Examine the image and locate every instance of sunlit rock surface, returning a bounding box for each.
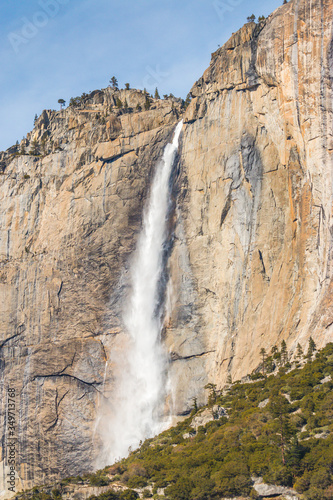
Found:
[0,90,183,492]
[0,0,333,491]
[168,0,333,405]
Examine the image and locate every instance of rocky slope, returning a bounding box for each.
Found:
[16,343,333,500]
[1,0,333,493]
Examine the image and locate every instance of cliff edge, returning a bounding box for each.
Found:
[166,0,333,405]
[0,0,333,492]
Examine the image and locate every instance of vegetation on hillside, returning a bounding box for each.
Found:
[17,343,333,500]
[103,342,333,500]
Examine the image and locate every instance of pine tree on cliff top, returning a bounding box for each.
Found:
[110,76,118,89]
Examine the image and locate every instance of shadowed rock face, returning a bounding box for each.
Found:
[0,0,333,491]
[0,89,183,491]
[167,0,333,404]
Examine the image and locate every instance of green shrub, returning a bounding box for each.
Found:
[43,343,333,500]
[165,477,194,500]
[119,490,138,500]
[310,468,331,489]
[304,487,328,500]
[89,475,110,486]
[88,491,119,500]
[127,476,148,488]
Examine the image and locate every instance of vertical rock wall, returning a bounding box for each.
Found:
[166,0,333,407]
[1,0,333,490]
[0,90,182,491]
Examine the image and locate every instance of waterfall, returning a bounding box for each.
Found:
[106,120,183,463]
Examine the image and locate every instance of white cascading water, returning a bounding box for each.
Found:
[106,120,183,463]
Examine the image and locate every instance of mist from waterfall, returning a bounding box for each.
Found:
[105,121,183,463]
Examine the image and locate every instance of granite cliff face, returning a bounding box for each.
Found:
[167,0,333,408]
[0,90,183,493]
[0,0,333,493]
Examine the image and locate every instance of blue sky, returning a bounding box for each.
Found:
[0,0,282,152]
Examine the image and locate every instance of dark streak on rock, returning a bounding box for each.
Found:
[171,350,216,362]
[220,188,232,227]
[45,389,69,433]
[0,332,22,351]
[33,373,102,392]
[258,249,266,275]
